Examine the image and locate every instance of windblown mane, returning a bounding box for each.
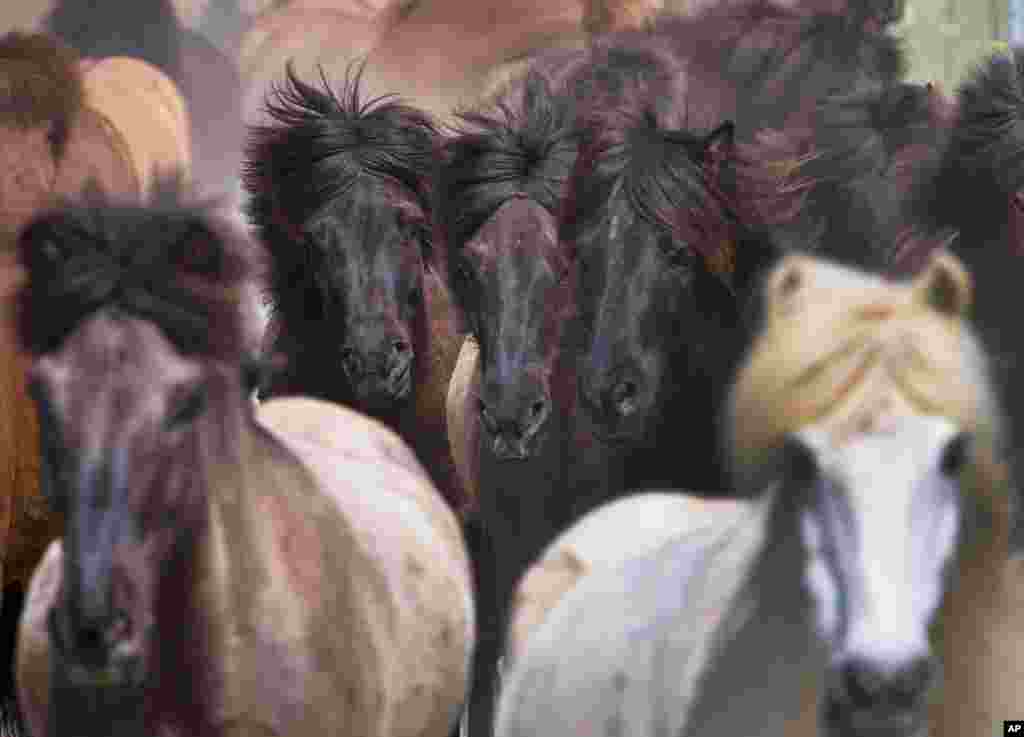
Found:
[561,101,738,278]
[725,252,1007,519]
[44,0,184,87]
[242,62,440,328]
[436,70,579,320]
[906,47,1024,246]
[15,176,262,361]
[734,81,948,271]
[655,0,906,138]
[0,31,85,159]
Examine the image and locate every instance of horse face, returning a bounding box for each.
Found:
[312,181,427,413]
[458,199,561,460]
[576,208,695,443]
[787,417,965,737]
[29,314,210,690]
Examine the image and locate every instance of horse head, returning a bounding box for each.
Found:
[567,105,768,445]
[15,188,259,726]
[438,70,578,460]
[776,414,965,736]
[244,63,440,415]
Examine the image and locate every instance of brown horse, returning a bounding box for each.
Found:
[13,187,473,737]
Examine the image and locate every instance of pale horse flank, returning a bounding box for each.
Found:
[494,250,1021,737]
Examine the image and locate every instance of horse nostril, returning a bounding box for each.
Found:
[889,657,935,707]
[611,379,639,416]
[340,347,362,377]
[109,609,132,644]
[838,659,887,708]
[392,340,411,357]
[530,399,547,419]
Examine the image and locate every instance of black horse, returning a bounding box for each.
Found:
[902,46,1024,549]
[734,79,951,272]
[243,64,468,515]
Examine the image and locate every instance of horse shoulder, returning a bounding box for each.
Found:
[15,539,62,737]
[498,500,758,737]
[254,398,473,737]
[445,335,480,514]
[507,493,744,664]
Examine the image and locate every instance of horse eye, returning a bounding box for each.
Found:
[166,385,207,429]
[408,285,423,307]
[940,433,969,477]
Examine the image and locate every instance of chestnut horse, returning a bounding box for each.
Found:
[243,64,467,515]
[13,188,473,737]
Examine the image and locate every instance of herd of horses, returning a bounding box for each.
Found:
[2,0,1024,735]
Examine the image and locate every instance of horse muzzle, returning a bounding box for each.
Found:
[479,394,552,460]
[343,345,415,409]
[49,607,147,689]
[823,655,935,737]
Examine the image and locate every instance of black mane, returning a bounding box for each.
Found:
[436,70,578,324]
[908,47,1024,240]
[737,80,945,271]
[242,63,440,326]
[562,103,737,269]
[16,177,261,361]
[655,0,906,139]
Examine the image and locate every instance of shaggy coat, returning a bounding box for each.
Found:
[902,47,1024,548]
[243,65,467,515]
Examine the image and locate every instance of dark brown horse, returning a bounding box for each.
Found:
[732,79,953,271]
[438,68,582,737]
[13,183,473,737]
[243,64,468,516]
[900,46,1024,549]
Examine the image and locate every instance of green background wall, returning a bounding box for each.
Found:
[898,0,1009,92]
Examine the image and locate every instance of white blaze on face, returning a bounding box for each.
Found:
[797,417,962,673]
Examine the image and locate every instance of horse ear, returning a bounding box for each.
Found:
[913,249,971,317]
[17,212,76,274]
[700,121,735,162]
[764,253,815,320]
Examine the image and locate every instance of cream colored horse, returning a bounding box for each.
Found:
[498,250,1021,736]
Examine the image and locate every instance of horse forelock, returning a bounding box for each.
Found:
[15,194,261,362]
[563,104,740,283]
[726,266,1002,508]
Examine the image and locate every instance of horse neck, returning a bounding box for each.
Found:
[178,399,335,733]
[681,484,826,736]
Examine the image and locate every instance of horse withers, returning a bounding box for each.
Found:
[12,189,473,737]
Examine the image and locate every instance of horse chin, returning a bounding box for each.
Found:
[488,429,546,461]
[352,371,414,415]
[823,704,929,737]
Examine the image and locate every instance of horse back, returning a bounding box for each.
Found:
[254,397,473,737]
